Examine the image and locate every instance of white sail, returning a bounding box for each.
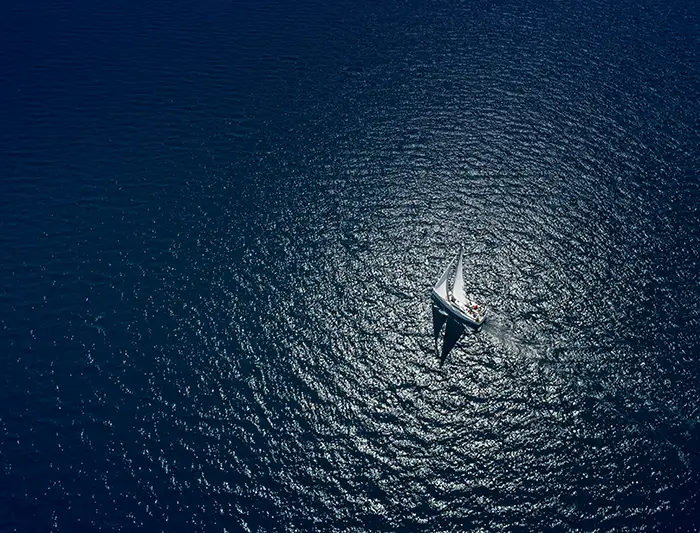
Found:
[430,245,487,334]
[453,246,467,304]
[433,253,457,300]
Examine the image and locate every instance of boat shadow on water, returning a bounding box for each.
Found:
[433,306,483,367]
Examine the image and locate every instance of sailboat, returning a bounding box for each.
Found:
[431,245,487,330]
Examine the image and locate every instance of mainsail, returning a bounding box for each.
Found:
[432,253,457,300]
[453,246,467,305]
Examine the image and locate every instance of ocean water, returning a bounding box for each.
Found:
[1,0,699,531]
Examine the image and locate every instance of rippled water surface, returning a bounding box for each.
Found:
[1,0,699,531]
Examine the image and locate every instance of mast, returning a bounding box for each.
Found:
[452,244,466,304]
[432,253,457,300]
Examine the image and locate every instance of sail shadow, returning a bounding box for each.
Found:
[440,317,466,366]
[432,305,447,339]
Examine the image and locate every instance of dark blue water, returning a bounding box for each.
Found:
[1,0,699,530]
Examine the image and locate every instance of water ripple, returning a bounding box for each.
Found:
[1,0,699,531]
